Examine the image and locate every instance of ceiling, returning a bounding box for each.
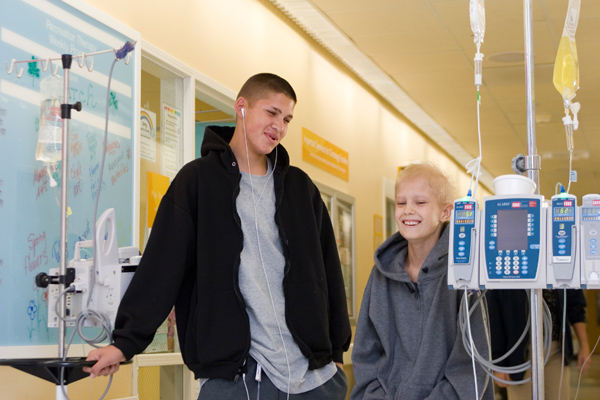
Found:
[272,0,600,199]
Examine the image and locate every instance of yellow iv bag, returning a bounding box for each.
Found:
[553,0,581,101]
[553,35,579,101]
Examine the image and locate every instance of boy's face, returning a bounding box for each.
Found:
[395,179,451,246]
[241,91,295,157]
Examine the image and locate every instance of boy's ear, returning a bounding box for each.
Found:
[441,203,453,221]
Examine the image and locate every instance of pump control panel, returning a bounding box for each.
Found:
[480,195,546,289]
[547,194,579,288]
[580,194,600,288]
[448,198,479,289]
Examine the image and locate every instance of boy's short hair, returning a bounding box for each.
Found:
[237,73,297,106]
[395,162,455,206]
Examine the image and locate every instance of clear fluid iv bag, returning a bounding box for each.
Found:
[553,0,581,103]
[36,74,63,186]
[469,0,485,47]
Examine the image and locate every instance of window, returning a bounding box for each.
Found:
[315,183,356,322]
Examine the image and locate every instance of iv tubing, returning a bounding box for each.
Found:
[464,289,480,399]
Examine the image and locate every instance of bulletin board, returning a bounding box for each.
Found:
[0,0,139,355]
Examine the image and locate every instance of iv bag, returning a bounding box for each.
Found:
[553,0,581,101]
[36,74,63,165]
[469,0,485,46]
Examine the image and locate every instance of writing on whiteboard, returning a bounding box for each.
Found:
[33,166,49,200]
[25,231,48,273]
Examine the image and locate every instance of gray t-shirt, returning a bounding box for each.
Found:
[237,161,336,393]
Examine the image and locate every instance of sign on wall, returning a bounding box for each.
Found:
[302,127,349,181]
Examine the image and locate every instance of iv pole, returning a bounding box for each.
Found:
[2,44,134,400]
[522,0,544,398]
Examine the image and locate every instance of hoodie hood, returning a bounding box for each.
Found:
[200,125,289,174]
[200,125,235,158]
[374,224,450,282]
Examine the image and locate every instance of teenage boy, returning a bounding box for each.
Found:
[85,73,351,399]
[350,163,493,400]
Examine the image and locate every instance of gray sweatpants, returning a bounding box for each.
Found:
[198,356,348,400]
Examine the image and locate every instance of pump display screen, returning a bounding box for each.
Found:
[456,210,474,218]
[497,209,527,251]
[582,208,600,215]
[553,207,574,221]
[554,207,573,216]
[582,207,600,221]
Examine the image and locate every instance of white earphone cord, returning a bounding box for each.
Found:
[242,114,291,399]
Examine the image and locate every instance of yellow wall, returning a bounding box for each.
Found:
[77,0,490,317]
[1,0,491,397]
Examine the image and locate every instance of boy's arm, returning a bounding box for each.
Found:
[350,273,386,400]
[111,193,196,358]
[424,292,492,399]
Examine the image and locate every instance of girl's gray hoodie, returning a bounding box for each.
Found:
[351,226,493,400]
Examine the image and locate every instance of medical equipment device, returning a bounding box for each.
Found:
[580,194,600,288]
[553,0,581,105]
[469,0,485,46]
[448,197,480,289]
[35,74,63,187]
[546,193,580,288]
[553,0,582,193]
[479,193,547,289]
[3,36,136,400]
[42,208,139,329]
[464,0,486,200]
[469,0,485,87]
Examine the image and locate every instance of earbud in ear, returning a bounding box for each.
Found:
[241,107,245,118]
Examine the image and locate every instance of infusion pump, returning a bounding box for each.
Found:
[448,192,600,289]
[547,193,580,288]
[448,197,480,290]
[479,194,546,289]
[45,208,140,329]
[581,194,600,289]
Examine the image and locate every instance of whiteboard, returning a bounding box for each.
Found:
[0,0,139,355]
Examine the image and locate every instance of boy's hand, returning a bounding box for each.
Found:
[83,345,126,378]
